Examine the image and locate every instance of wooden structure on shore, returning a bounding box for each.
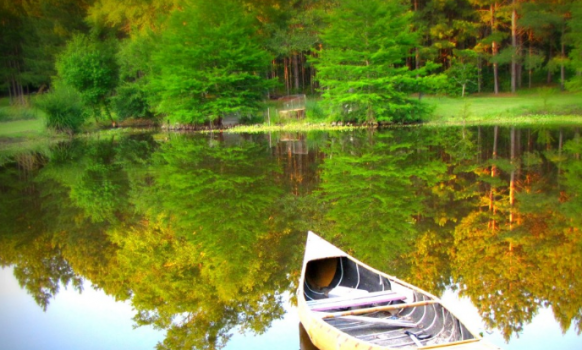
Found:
[276,94,306,120]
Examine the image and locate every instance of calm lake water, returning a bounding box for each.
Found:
[1,126,581,350]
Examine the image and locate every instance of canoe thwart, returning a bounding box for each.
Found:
[321,299,440,319]
[308,290,407,311]
[336,315,418,328]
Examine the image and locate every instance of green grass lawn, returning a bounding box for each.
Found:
[0,118,45,137]
[0,118,53,156]
[424,90,582,126]
[0,98,48,150]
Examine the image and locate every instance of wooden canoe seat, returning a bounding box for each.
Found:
[307,290,406,312]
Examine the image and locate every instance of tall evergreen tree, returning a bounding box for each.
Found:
[0,0,26,104]
[315,0,435,123]
[567,0,582,90]
[471,0,508,94]
[521,0,557,87]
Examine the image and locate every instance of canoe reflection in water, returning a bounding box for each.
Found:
[297,231,501,350]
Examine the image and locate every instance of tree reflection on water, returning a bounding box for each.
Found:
[0,127,581,348]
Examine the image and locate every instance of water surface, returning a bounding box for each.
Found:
[1,126,581,349]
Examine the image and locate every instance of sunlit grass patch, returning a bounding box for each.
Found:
[0,119,58,155]
[214,121,363,134]
[425,114,582,127]
[0,119,45,137]
[424,91,582,126]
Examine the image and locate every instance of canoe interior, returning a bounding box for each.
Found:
[305,257,392,299]
[303,257,476,348]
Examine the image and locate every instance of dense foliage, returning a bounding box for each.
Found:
[147,0,273,124]
[33,84,86,132]
[55,34,119,122]
[2,0,582,126]
[315,0,427,123]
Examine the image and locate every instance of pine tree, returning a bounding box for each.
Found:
[315,0,434,123]
[567,1,582,90]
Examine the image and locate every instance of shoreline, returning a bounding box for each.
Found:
[3,113,582,147]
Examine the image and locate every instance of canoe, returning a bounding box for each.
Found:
[297,232,501,350]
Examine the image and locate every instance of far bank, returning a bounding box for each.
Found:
[2,91,582,145]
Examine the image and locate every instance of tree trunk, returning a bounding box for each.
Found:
[511,2,517,93]
[284,57,290,95]
[301,52,306,92]
[8,60,16,105]
[8,74,13,105]
[493,53,499,94]
[560,38,566,91]
[547,40,553,84]
[309,52,317,94]
[309,62,315,94]
[16,60,25,105]
[528,36,533,88]
[517,34,522,89]
[271,59,276,80]
[478,57,482,93]
[293,53,300,92]
[9,60,25,106]
[491,4,499,95]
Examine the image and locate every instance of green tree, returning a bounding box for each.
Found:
[314,0,434,123]
[521,0,573,90]
[259,0,332,95]
[111,35,155,120]
[21,0,91,89]
[147,0,273,125]
[446,50,479,97]
[0,0,91,103]
[412,0,479,69]
[567,1,582,91]
[0,0,27,104]
[87,0,179,36]
[471,0,507,94]
[56,34,119,123]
